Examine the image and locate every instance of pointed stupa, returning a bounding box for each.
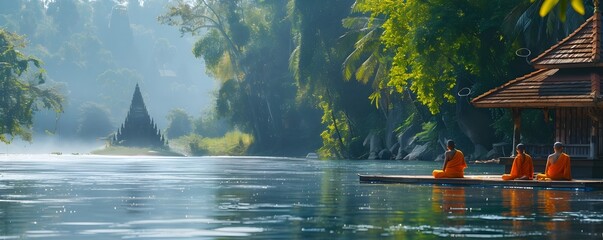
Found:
[113,84,167,149]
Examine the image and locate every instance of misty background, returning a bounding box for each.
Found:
[1,0,217,153]
[3,0,584,159]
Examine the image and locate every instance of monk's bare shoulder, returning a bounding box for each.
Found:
[548,153,560,163]
[445,150,455,160]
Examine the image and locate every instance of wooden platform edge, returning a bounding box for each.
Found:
[358,174,603,190]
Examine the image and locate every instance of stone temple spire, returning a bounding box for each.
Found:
[112,84,167,149]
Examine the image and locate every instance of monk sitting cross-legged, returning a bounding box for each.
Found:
[433,140,466,178]
[502,143,534,180]
[536,142,572,181]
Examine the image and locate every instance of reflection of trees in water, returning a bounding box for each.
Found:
[432,186,466,215]
[122,188,149,214]
[120,165,151,215]
[0,180,61,237]
[0,181,32,236]
[210,167,309,239]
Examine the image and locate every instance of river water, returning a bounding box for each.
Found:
[0,155,601,239]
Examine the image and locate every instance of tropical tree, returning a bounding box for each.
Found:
[160,0,260,143]
[165,108,193,139]
[347,0,546,157]
[159,0,245,82]
[46,0,81,34]
[161,0,322,154]
[505,0,590,54]
[77,102,114,140]
[0,29,63,143]
[341,7,390,109]
[538,0,585,20]
[96,68,143,116]
[290,0,387,159]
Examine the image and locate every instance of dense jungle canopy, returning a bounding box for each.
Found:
[0,0,594,158]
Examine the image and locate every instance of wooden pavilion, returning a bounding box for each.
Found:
[471,6,603,178]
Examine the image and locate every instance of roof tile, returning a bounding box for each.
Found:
[531,14,601,67]
[471,69,599,108]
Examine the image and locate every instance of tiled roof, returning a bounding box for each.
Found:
[531,14,601,67]
[471,68,599,108]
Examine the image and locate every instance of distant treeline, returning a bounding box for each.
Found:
[0,0,594,158]
[0,0,213,145]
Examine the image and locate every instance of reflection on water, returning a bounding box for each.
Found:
[502,188,535,233]
[432,186,466,215]
[0,155,601,239]
[540,190,572,239]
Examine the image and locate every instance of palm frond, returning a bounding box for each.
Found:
[356,53,378,84]
[288,45,301,81]
[342,45,364,80]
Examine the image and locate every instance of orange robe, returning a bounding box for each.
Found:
[502,153,534,180]
[433,150,466,178]
[536,153,572,180]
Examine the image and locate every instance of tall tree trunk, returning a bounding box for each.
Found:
[327,89,349,159]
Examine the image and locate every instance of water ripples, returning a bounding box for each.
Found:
[0,155,601,239]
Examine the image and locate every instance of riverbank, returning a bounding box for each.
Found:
[91,146,184,156]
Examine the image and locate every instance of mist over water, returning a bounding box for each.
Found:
[1,137,105,154]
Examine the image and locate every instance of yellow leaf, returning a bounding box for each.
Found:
[571,0,585,15]
[540,0,560,17]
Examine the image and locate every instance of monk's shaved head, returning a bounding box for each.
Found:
[447,140,455,149]
[516,143,525,152]
[554,142,563,149]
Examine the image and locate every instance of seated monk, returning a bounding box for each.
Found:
[433,140,466,178]
[502,143,533,180]
[536,142,572,181]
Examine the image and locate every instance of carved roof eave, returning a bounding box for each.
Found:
[533,62,603,69]
[471,68,601,109]
[471,69,553,104]
[472,99,599,109]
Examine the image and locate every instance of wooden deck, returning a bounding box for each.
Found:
[358,174,603,190]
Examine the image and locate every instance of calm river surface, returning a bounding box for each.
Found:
[0,155,602,239]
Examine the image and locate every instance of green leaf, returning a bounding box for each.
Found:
[559,0,568,21]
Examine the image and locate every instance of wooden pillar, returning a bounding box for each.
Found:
[591,72,600,97]
[591,124,598,159]
[512,108,521,157]
[589,108,600,159]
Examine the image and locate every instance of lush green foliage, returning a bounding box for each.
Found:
[158,0,588,158]
[172,130,253,156]
[165,108,193,139]
[0,0,589,157]
[0,29,63,143]
[354,0,522,114]
[1,0,213,144]
[76,102,114,139]
[538,0,585,21]
[193,108,228,138]
[161,0,322,155]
